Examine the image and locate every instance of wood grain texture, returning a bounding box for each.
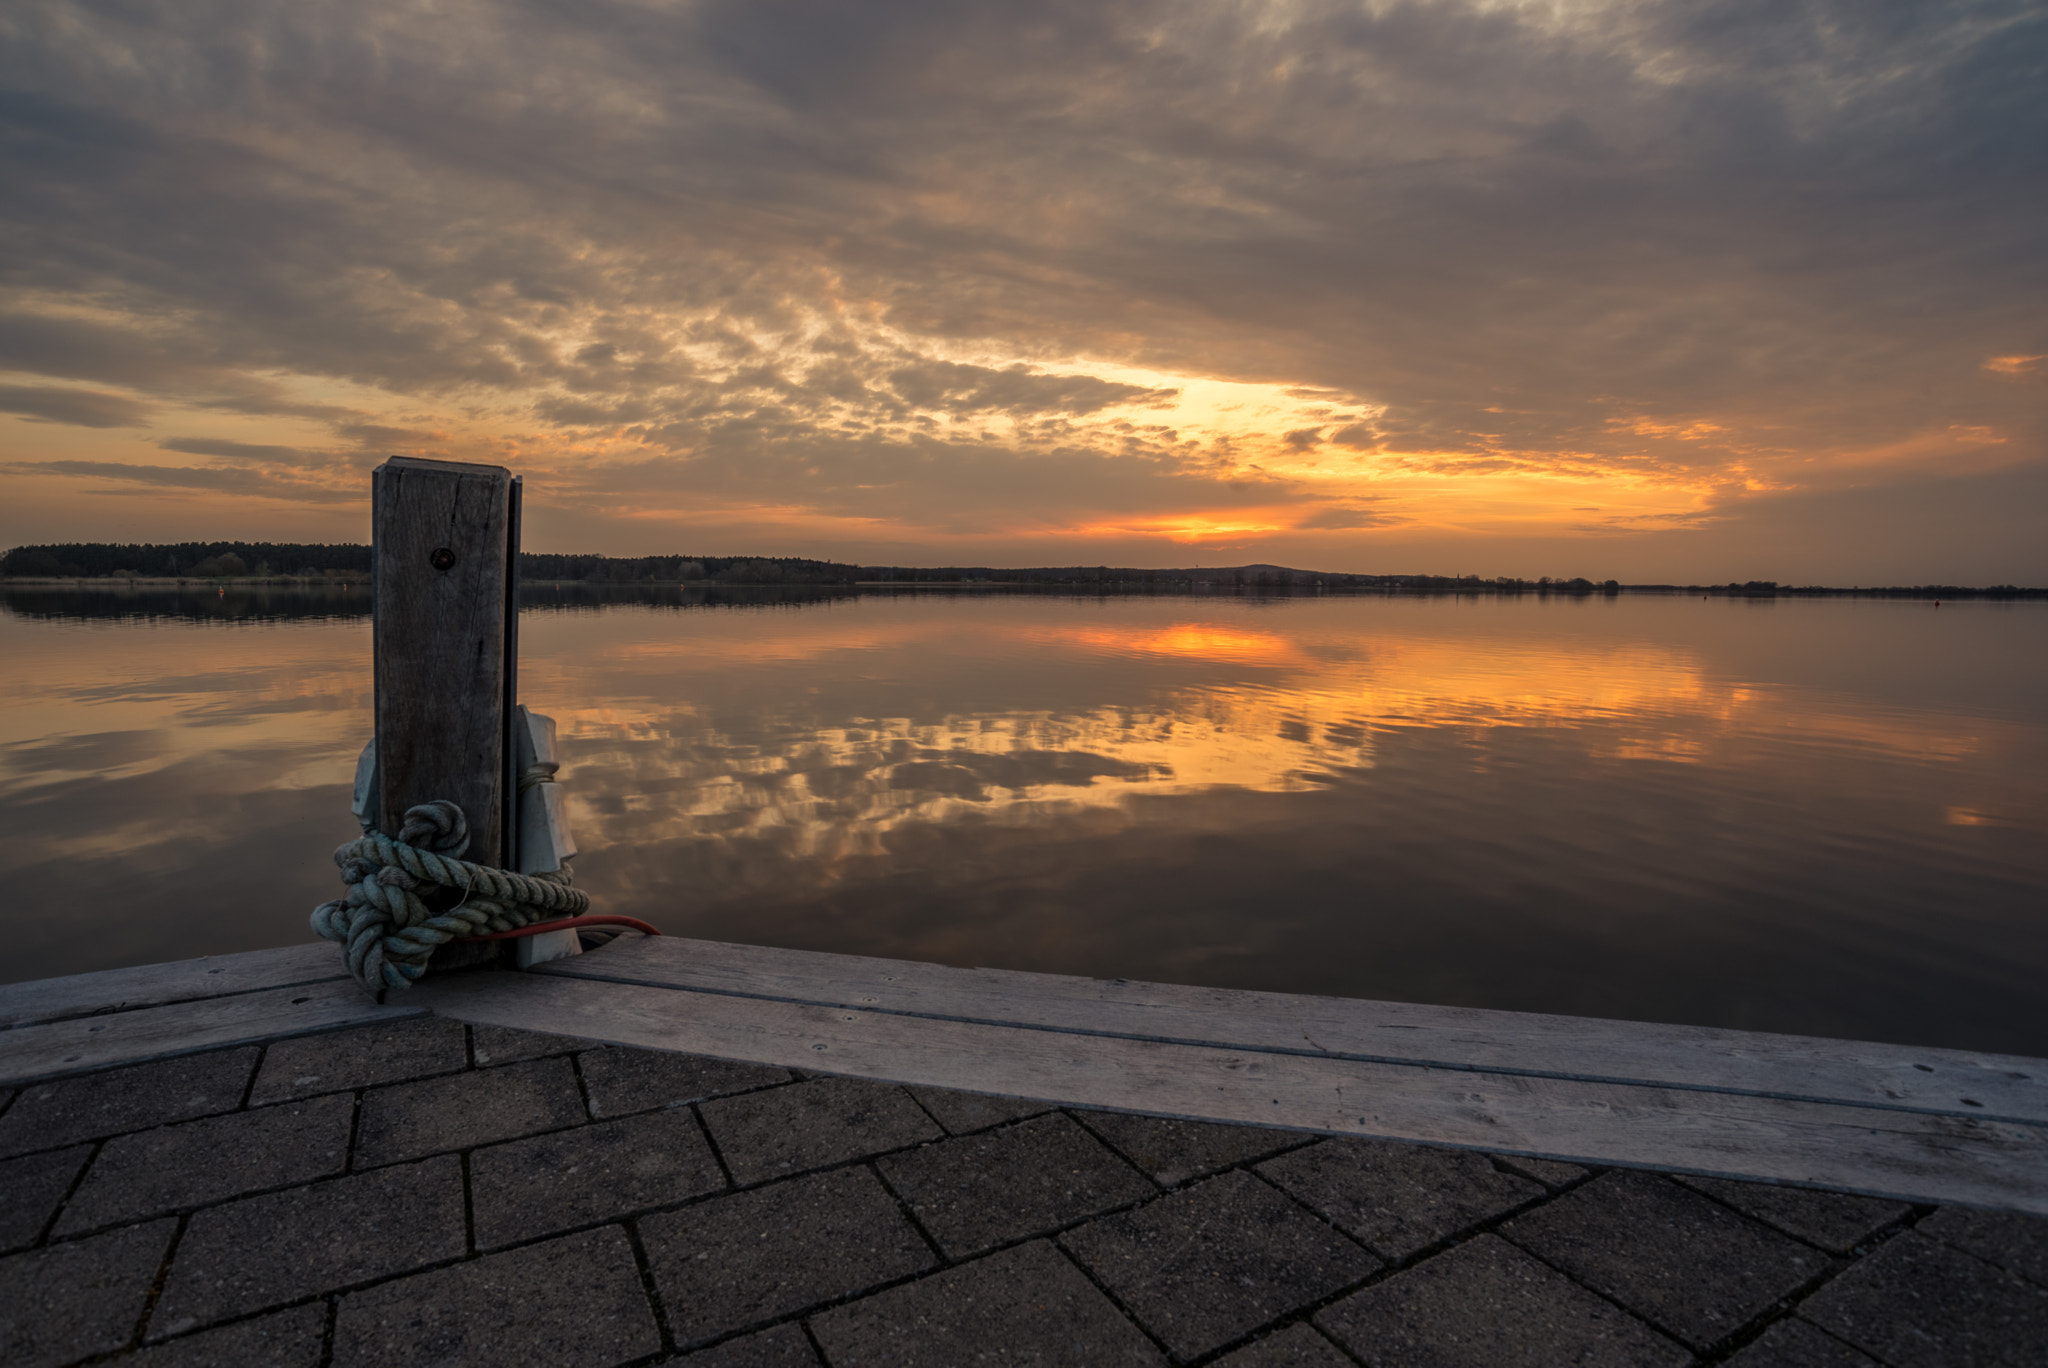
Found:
[413,971,2048,1214]
[541,935,2048,1125]
[0,980,422,1084]
[0,944,344,1030]
[372,456,514,866]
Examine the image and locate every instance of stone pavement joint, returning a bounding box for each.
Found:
[251,1018,467,1105]
[1317,1232,1690,1368]
[0,1049,258,1158]
[876,1111,1155,1258]
[1677,1174,1915,1255]
[1799,1230,2048,1368]
[1060,1168,1380,1360]
[640,1165,935,1347]
[469,1107,726,1251]
[353,1055,586,1167]
[0,1017,2043,1367]
[1258,1135,1546,1260]
[1501,1168,1832,1352]
[1722,1316,1884,1368]
[0,1144,93,1253]
[331,1225,659,1368]
[58,1094,354,1237]
[696,1075,941,1185]
[1075,1110,1309,1187]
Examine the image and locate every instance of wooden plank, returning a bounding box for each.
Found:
[372,456,515,867]
[413,971,2048,1214]
[0,944,345,1030]
[0,980,422,1085]
[542,936,2048,1126]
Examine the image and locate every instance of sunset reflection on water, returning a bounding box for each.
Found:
[3,588,2043,1053]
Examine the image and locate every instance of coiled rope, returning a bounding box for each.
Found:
[311,799,590,992]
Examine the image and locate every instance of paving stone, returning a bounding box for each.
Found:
[670,1323,821,1367]
[110,1304,326,1367]
[354,1054,586,1167]
[1061,1169,1378,1360]
[878,1111,1154,1257]
[470,1022,591,1066]
[1501,1169,1824,1351]
[0,1144,91,1252]
[1801,1229,2048,1368]
[1918,1205,2048,1287]
[250,1016,468,1103]
[810,1239,1165,1367]
[58,1094,352,1235]
[1259,1136,1543,1260]
[1210,1321,1354,1367]
[0,1218,175,1368]
[1078,1111,1304,1186]
[332,1224,659,1368]
[697,1075,940,1185]
[1678,1175,1910,1253]
[579,1047,789,1118]
[906,1085,1054,1134]
[1723,1317,1882,1368]
[1489,1153,1588,1189]
[641,1165,934,1347]
[471,1107,726,1249]
[1316,1233,1688,1368]
[0,1049,257,1156]
[154,1154,464,1333]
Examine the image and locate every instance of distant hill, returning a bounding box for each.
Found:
[1,542,2039,596]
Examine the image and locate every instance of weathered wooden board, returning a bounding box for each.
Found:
[0,944,345,1030]
[0,980,422,1085]
[414,970,2048,1214]
[372,456,515,867]
[542,936,2048,1125]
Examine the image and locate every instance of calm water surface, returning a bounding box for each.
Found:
[3,585,2043,1053]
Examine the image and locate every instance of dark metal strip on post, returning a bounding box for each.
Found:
[372,456,518,971]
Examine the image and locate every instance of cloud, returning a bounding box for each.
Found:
[159,437,312,464]
[0,312,207,390]
[0,0,2042,575]
[2,460,357,502]
[883,361,1175,417]
[0,384,151,428]
[1295,503,1404,532]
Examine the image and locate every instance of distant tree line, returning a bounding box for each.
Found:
[516,553,867,585]
[3,543,2040,596]
[0,541,372,579]
[0,543,863,585]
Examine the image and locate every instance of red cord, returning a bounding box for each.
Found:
[454,915,662,943]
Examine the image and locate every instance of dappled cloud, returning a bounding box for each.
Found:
[1,0,2043,579]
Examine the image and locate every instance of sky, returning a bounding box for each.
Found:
[1,0,2043,583]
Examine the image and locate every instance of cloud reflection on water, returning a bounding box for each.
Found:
[2,589,2043,1053]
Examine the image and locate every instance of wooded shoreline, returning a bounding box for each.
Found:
[4,542,2043,601]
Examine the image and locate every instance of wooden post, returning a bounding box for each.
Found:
[372,456,520,971]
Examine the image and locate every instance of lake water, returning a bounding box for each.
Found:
[3,584,2043,1054]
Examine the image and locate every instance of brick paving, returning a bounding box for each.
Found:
[1,1016,2044,1367]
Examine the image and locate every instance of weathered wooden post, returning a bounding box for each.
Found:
[316,455,593,989]
[372,456,522,971]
